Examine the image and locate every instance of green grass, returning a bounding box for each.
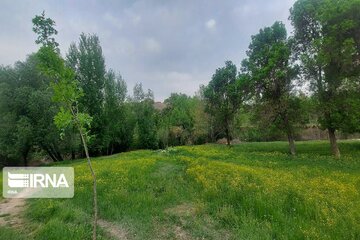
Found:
[0,226,27,240]
[1,140,360,239]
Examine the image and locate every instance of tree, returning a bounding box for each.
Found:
[241,21,300,155]
[37,46,98,240]
[203,61,241,146]
[131,83,158,149]
[160,93,196,146]
[33,12,98,239]
[20,54,65,162]
[32,11,59,50]
[0,65,32,166]
[15,117,34,166]
[290,0,360,158]
[0,54,66,166]
[28,88,66,162]
[192,97,211,144]
[103,70,132,154]
[66,33,106,155]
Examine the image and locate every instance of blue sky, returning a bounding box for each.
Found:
[0,0,295,101]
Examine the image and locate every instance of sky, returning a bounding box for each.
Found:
[0,0,296,101]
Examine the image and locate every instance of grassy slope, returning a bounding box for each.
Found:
[1,140,360,239]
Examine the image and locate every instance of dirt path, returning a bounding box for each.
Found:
[0,195,27,227]
[0,199,129,240]
[0,193,128,240]
[0,187,41,228]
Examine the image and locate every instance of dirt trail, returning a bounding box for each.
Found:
[0,200,129,240]
[0,188,39,227]
[0,195,27,227]
[0,195,128,240]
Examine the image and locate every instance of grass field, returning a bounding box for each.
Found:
[1,140,360,239]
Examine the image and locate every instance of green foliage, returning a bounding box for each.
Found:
[233,106,284,142]
[241,21,302,154]
[157,94,211,147]
[203,61,242,144]
[0,53,67,166]
[191,97,211,144]
[102,70,133,153]
[53,108,74,139]
[66,34,105,116]
[32,11,59,50]
[36,46,93,144]
[131,83,158,150]
[159,93,195,146]
[66,33,107,154]
[290,0,360,156]
[164,94,195,130]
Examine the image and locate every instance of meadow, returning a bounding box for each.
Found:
[1,140,360,239]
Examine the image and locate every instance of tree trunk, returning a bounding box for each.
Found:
[79,130,98,240]
[23,146,31,166]
[44,146,58,162]
[225,127,231,146]
[23,152,28,166]
[43,144,63,162]
[328,128,340,158]
[287,131,296,156]
[52,144,63,161]
[283,114,296,155]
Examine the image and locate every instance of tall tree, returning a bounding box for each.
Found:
[37,46,98,240]
[33,12,98,239]
[131,83,158,149]
[192,96,211,144]
[66,33,106,154]
[161,93,196,146]
[0,55,66,166]
[0,65,32,166]
[241,22,300,155]
[203,61,241,146]
[1,11,65,166]
[32,11,59,50]
[103,70,133,154]
[290,0,360,157]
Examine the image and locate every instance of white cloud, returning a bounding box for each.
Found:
[0,0,296,101]
[144,38,161,53]
[233,5,254,17]
[132,15,142,25]
[146,71,209,100]
[105,37,135,56]
[205,19,216,30]
[103,12,122,30]
[0,37,37,65]
[124,9,142,26]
